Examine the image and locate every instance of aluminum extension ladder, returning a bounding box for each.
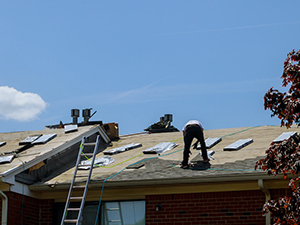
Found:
[60,135,101,225]
[103,202,123,224]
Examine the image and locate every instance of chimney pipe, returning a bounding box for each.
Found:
[164,114,173,122]
[82,108,92,122]
[71,109,80,124]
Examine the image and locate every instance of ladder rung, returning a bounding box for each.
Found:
[107,208,120,211]
[73,185,86,189]
[81,153,94,156]
[75,175,89,177]
[67,208,81,211]
[83,142,96,146]
[64,219,78,223]
[70,197,83,200]
[60,136,101,225]
[77,164,91,168]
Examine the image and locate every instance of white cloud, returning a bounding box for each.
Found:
[0,86,47,121]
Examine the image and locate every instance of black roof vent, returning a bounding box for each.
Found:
[144,114,179,133]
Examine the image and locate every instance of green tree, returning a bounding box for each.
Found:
[256,49,300,224]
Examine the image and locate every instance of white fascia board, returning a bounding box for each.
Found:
[10,181,39,198]
[96,125,110,143]
[0,175,14,185]
[1,125,110,184]
[29,171,281,191]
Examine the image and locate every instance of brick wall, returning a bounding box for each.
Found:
[146,190,275,225]
[0,192,54,225]
[0,189,291,225]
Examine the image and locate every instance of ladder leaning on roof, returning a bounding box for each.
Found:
[60,135,101,225]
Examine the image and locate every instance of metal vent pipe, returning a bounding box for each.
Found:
[71,109,80,124]
[82,108,92,122]
[164,114,173,122]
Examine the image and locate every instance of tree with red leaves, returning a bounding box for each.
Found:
[256,49,300,224]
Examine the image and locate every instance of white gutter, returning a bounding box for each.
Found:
[0,190,8,225]
[30,172,283,191]
[258,179,271,225]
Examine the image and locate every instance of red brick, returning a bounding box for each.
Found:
[1,191,54,225]
[145,190,270,224]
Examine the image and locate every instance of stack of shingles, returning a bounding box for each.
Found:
[0,134,57,164]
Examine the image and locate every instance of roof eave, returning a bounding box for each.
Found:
[29,171,284,191]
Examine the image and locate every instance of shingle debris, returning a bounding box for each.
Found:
[19,135,42,145]
[223,139,253,151]
[143,142,177,154]
[32,134,57,145]
[64,124,78,133]
[0,155,14,164]
[197,137,222,149]
[20,134,57,145]
[78,156,114,170]
[0,142,6,147]
[199,150,215,160]
[272,132,297,143]
[126,160,146,169]
[103,143,142,155]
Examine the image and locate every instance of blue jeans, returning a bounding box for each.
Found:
[182,125,207,165]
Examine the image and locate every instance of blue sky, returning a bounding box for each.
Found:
[1,1,300,135]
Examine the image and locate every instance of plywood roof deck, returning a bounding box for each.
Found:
[41,125,300,186]
[0,125,99,175]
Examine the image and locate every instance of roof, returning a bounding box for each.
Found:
[0,125,109,185]
[31,125,299,189]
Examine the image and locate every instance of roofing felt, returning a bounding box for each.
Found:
[37,125,300,187]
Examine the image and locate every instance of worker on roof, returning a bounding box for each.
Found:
[181,120,208,168]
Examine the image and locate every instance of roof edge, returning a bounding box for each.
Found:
[1,125,110,183]
[29,171,285,191]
